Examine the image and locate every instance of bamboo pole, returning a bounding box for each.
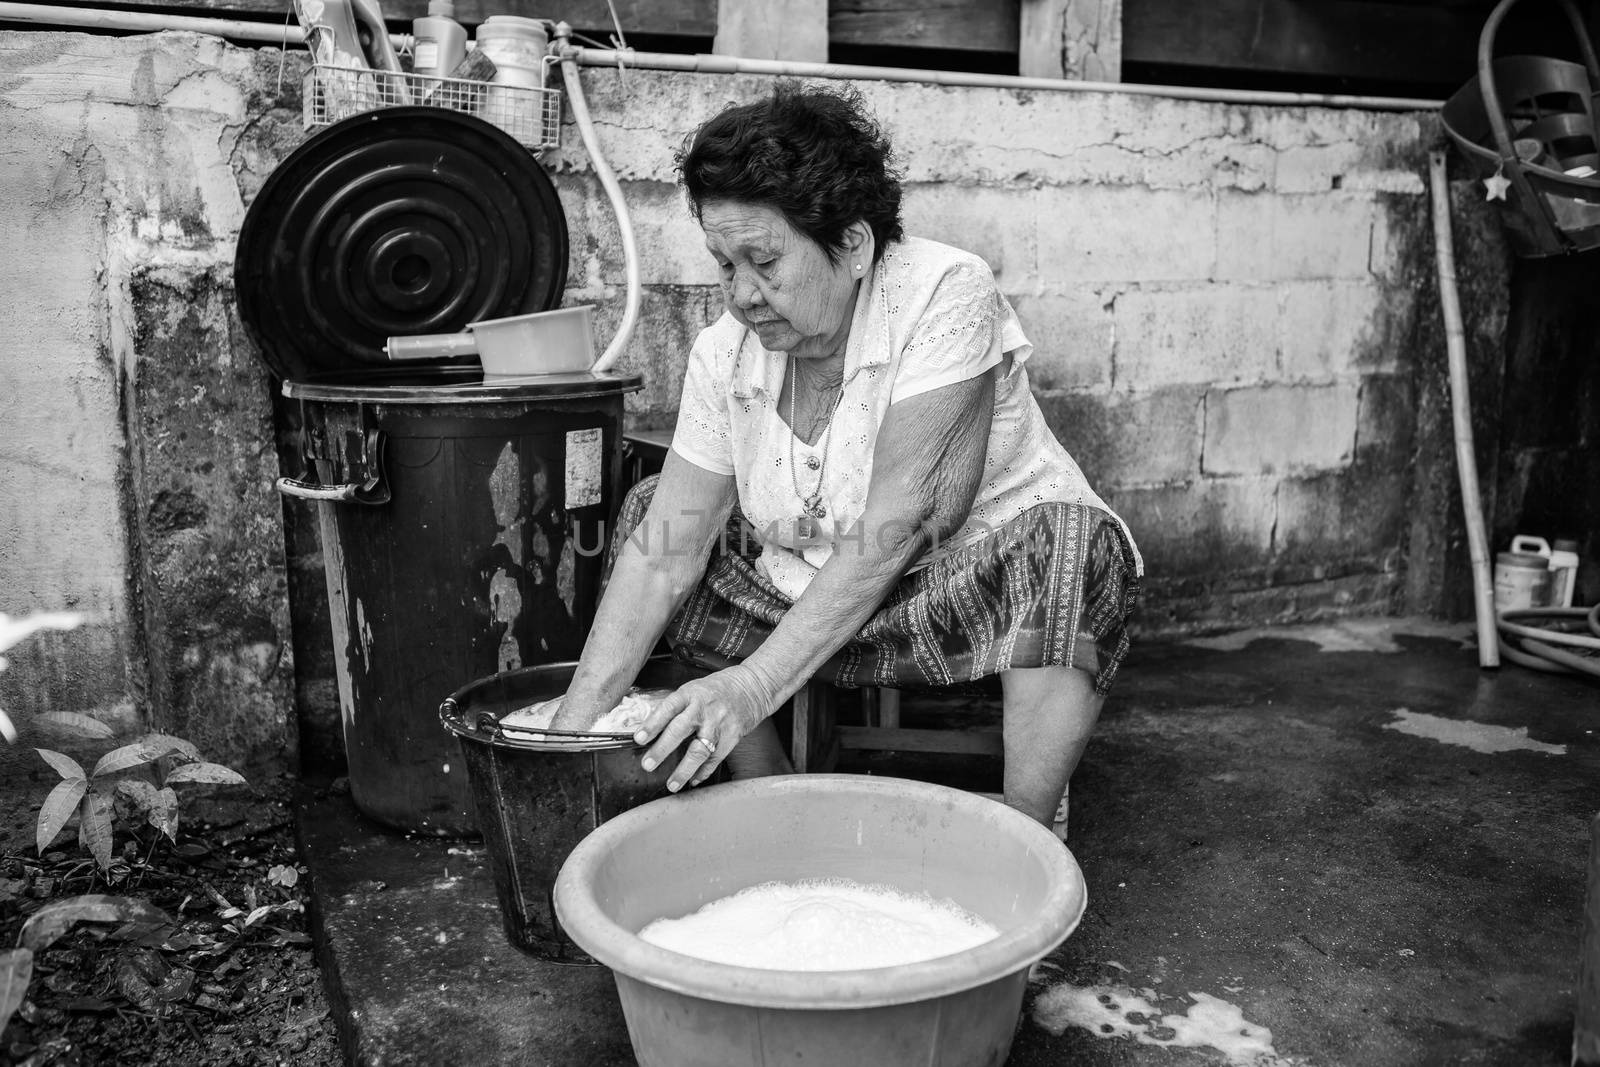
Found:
[1428,149,1499,668]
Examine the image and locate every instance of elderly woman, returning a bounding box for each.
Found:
[551,83,1141,827]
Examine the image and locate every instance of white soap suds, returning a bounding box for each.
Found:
[501,688,672,735]
[1032,982,1290,1066]
[638,879,999,971]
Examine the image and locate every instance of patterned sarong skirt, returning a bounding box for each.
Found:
[609,476,1141,696]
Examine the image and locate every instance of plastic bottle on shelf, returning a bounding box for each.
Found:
[412,0,467,80]
[1550,538,1581,608]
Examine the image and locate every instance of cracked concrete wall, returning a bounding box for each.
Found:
[0,35,1506,780]
[0,31,303,779]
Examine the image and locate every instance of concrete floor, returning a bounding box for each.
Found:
[299,618,1600,1066]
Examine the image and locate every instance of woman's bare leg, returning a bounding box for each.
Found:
[722,717,794,779]
[1000,666,1104,826]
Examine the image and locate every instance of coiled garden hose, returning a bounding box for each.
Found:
[1496,605,1600,679]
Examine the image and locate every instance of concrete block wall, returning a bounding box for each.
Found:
[0,32,303,778]
[0,34,1508,772]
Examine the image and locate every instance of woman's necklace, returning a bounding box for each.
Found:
[788,357,844,527]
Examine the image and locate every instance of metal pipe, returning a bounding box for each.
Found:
[567,46,1444,112]
[0,2,1442,112]
[0,2,311,46]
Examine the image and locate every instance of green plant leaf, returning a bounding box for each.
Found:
[91,742,163,779]
[148,787,179,842]
[19,895,171,953]
[35,712,116,739]
[36,776,88,855]
[36,748,85,781]
[140,733,201,762]
[0,947,32,1035]
[114,779,159,810]
[0,706,16,745]
[78,792,114,869]
[165,762,247,787]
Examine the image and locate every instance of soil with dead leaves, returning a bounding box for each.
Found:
[0,786,340,1066]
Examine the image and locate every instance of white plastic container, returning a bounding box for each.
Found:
[1495,549,1551,612]
[1550,538,1581,608]
[476,15,549,143]
[411,0,467,78]
[1506,534,1580,609]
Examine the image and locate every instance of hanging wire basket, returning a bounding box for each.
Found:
[302,61,562,153]
[1442,0,1600,256]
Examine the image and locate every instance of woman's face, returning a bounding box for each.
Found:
[699,200,865,360]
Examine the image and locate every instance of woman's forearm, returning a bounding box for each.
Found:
[555,539,708,723]
[552,455,737,728]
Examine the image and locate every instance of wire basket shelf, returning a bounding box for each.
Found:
[303,64,562,153]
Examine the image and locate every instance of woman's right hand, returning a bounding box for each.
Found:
[632,665,779,792]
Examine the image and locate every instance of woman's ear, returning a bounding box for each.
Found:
[845,220,875,271]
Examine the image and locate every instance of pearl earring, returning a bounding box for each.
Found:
[854,262,863,272]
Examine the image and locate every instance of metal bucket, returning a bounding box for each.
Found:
[440,656,718,961]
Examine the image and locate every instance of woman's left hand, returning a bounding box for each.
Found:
[633,665,776,792]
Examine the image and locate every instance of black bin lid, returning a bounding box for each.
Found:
[235,107,568,381]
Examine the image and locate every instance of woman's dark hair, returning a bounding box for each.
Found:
[676,81,904,265]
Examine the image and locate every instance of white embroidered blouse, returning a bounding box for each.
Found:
[670,236,1142,603]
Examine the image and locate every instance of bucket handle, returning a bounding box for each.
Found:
[1476,0,1600,242]
[275,473,391,505]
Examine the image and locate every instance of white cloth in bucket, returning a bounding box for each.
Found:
[502,688,672,736]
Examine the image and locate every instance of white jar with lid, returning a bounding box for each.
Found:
[476,16,549,87]
[475,15,549,143]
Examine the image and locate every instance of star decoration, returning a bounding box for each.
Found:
[1483,170,1512,201]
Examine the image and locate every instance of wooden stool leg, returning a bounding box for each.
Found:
[878,688,900,729]
[792,685,814,774]
[789,680,840,774]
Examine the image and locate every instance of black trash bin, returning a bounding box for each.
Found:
[281,370,638,834]
[235,108,641,834]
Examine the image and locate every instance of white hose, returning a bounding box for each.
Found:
[557,35,640,376]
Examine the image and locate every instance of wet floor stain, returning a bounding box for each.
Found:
[1031,982,1291,1065]
[1184,618,1474,654]
[1382,707,1567,756]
